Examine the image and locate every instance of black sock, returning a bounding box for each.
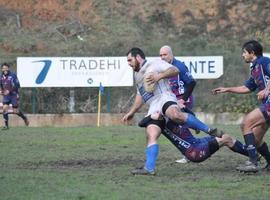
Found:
[208,139,219,155]
[230,140,248,157]
[17,110,27,120]
[257,142,270,164]
[3,112,9,127]
[244,133,257,164]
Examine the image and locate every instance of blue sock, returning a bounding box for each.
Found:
[244,133,257,164]
[145,144,159,172]
[185,113,209,133]
[230,140,248,157]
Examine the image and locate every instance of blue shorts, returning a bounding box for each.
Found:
[163,122,219,163]
[259,102,270,123]
[184,136,216,162]
[3,93,19,108]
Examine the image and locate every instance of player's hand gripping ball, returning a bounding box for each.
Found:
[143,72,156,93]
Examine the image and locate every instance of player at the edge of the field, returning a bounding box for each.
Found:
[122,47,223,175]
[0,63,29,130]
[212,40,270,172]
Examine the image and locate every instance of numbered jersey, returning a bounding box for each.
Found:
[134,59,177,115]
[169,58,195,98]
[0,72,20,94]
[245,56,270,103]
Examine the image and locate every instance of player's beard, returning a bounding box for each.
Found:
[134,59,140,72]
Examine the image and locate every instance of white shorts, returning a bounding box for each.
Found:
[147,93,178,116]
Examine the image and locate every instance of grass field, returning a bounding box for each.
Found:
[0,124,270,200]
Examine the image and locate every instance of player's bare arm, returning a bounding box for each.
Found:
[121,94,144,122]
[257,84,270,100]
[145,66,179,85]
[212,85,251,95]
[158,66,179,80]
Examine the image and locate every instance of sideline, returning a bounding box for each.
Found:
[0,112,244,127]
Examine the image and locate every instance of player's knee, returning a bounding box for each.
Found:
[169,111,186,123]
[146,127,161,143]
[147,135,158,145]
[240,117,254,133]
[3,105,9,110]
[240,121,249,133]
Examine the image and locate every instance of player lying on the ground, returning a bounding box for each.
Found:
[138,112,254,164]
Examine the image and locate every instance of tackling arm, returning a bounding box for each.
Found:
[145,66,179,86]
[156,66,179,82]
[212,85,251,95]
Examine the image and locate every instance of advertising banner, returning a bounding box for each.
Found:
[17,57,133,87]
[17,56,223,87]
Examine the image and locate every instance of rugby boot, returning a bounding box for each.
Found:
[24,118,30,126]
[175,156,190,164]
[2,126,9,130]
[263,163,270,171]
[256,153,262,163]
[208,128,224,138]
[131,167,155,176]
[236,161,259,173]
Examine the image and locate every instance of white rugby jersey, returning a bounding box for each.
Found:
[135,59,178,115]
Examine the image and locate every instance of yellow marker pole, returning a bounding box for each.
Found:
[97,89,101,127]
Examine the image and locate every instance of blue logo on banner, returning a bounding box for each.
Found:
[33,60,52,84]
[87,78,93,84]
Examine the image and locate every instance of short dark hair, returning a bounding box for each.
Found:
[1,63,10,68]
[242,40,263,56]
[126,47,145,59]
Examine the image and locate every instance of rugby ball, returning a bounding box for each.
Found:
[143,72,156,93]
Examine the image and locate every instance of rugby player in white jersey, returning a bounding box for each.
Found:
[122,47,222,175]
